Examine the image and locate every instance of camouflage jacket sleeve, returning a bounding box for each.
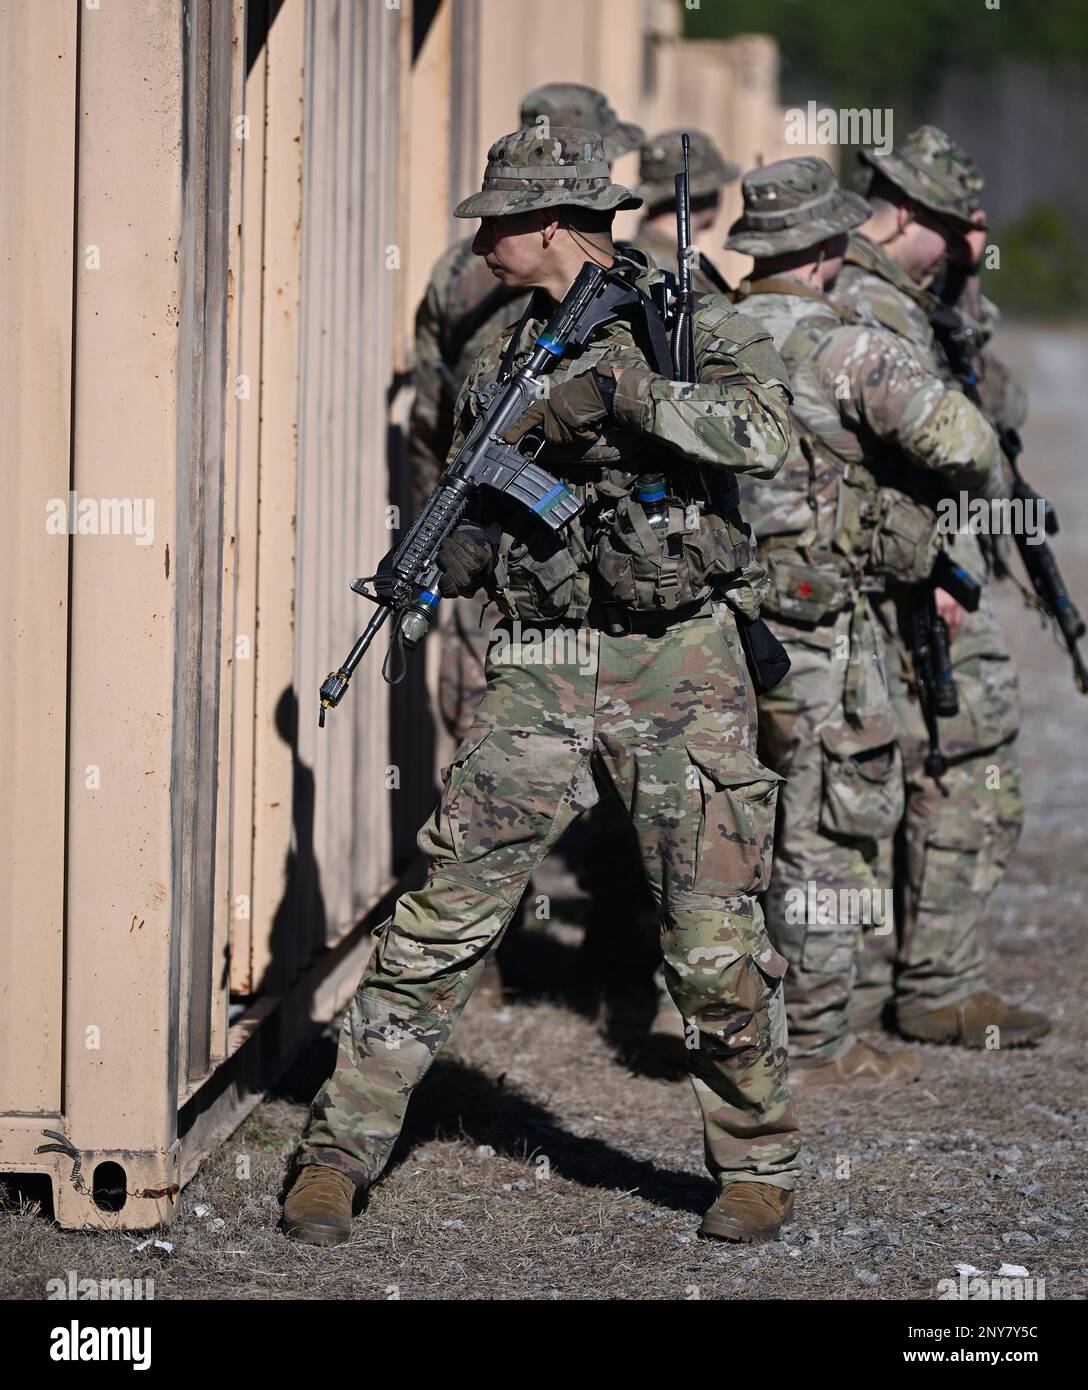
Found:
[408,272,452,516]
[811,323,999,494]
[608,302,792,479]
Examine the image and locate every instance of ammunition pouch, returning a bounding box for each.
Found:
[491,521,592,623]
[868,487,942,585]
[592,489,754,612]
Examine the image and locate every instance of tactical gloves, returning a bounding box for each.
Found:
[502,365,617,447]
[437,524,496,597]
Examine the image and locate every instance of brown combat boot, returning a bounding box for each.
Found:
[789,1037,921,1091]
[699,1183,795,1242]
[897,991,1051,1048]
[281,1163,356,1246]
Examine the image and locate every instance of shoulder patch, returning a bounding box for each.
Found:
[694,298,772,350]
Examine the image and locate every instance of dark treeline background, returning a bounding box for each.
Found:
[686,0,1088,318]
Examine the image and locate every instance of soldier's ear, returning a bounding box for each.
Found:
[540,216,562,246]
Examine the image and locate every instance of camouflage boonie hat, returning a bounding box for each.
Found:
[859,125,982,230]
[454,128,642,220]
[638,129,740,209]
[725,157,869,256]
[520,82,643,162]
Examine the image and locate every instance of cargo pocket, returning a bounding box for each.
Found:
[818,709,904,842]
[799,912,859,977]
[684,742,783,897]
[442,720,495,862]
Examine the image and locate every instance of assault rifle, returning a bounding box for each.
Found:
[931,294,1087,694]
[319,261,643,725]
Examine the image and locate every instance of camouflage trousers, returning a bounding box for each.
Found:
[298,598,801,1191]
[850,586,1023,1026]
[438,590,661,985]
[759,599,903,1061]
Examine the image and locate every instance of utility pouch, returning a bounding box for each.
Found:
[869,488,942,585]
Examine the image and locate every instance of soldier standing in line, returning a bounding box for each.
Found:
[725,158,1000,1084]
[411,83,643,742]
[834,127,1049,1049]
[283,128,800,1246]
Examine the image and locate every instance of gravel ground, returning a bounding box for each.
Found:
[2,325,1085,1302]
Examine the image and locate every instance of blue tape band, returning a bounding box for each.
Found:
[532,482,570,514]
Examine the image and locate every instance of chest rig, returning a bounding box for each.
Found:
[480,270,755,624]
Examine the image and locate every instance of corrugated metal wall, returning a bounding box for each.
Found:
[294,0,425,964]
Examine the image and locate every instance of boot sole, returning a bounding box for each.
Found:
[281,1217,351,1246]
[698,1212,788,1243]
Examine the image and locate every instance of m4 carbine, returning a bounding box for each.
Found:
[319,261,643,725]
[930,299,1087,694]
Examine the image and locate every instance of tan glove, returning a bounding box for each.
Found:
[502,365,616,447]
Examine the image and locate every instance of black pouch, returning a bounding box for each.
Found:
[736,614,791,695]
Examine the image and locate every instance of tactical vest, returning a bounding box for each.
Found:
[484,284,758,624]
[737,277,940,625]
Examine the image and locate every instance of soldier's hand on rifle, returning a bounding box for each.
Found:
[437,525,496,598]
[935,586,967,642]
[501,365,619,447]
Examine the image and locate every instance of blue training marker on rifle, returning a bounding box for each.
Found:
[532,481,573,515]
[537,335,566,356]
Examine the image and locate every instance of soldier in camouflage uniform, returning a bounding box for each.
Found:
[725,158,999,1084]
[835,127,1048,1048]
[629,129,738,296]
[412,84,643,743]
[283,128,801,1245]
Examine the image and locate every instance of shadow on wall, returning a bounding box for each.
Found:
[246,686,330,1000]
[246,0,288,75]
